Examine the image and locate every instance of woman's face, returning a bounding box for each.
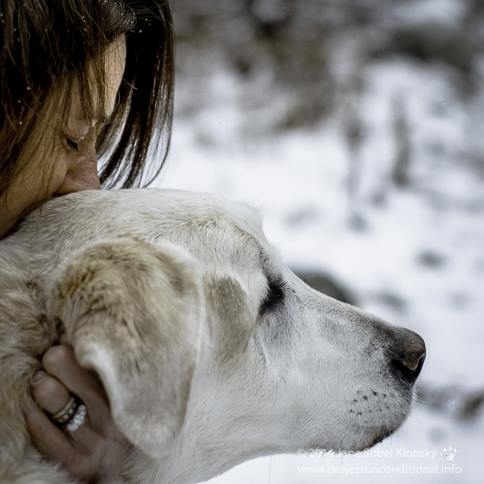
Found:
[0,36,126,238]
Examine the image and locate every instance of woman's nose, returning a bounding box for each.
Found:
[53,155,100,196]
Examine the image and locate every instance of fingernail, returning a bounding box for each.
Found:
[31,370,47,385]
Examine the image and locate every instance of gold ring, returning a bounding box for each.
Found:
[50,396,78,426]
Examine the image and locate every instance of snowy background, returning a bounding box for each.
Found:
[154,0,484,482]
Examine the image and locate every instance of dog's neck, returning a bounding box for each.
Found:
[152,371,289,484]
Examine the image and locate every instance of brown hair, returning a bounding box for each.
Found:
[0,0,174,196]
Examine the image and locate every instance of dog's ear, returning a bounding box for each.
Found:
[47,238,203,459]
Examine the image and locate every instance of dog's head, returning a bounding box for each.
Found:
[40,189,425,482]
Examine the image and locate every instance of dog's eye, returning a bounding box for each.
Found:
[259,278,290,315]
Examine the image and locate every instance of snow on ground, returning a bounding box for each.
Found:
[151,52,484,483]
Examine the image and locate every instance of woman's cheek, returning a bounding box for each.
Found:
[10,157,68,220]
[47,157,71,197]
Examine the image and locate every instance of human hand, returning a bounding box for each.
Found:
[25,345,132,482]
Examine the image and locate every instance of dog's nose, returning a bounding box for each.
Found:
[389,328,426,383]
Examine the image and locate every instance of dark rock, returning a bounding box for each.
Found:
[348,211,369,232]
[291,269,355,304]
[417,250,447,269]
[428,426,447,443]
[417,382,484,422]
[285,207,320,227]
[370,291,407,313]
[416,383,459,411]
[449,291,470,309]
[456,390,484,421]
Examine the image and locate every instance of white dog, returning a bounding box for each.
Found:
[0,188,425,484]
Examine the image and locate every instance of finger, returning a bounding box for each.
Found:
[41,345,109,411]
[30,371,98,447]
[41,345,114,435]
[24,397,100,480]
[24,396,75,465]
[31,370,71,415]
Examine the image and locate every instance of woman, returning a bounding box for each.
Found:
[0,0,174,481]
